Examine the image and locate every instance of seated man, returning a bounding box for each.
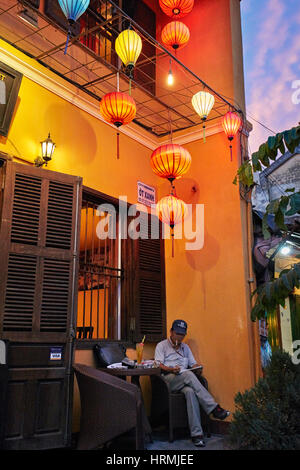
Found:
[155,319,230,447]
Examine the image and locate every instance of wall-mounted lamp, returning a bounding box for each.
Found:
[34,133,56,167]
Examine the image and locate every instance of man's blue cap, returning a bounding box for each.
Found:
[172,319,187,334]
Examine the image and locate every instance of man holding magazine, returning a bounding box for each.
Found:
[154,319,230,447]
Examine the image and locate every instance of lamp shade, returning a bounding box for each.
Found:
[99,92,136,127]
[222,111,242,141]
[156,194,187,229]
[151,143,191,182]
[58,0,90,23]
[161,21,190,50]
[115,29,142,69]
[192,91,215,121]
[159,0,194,18]
[41,133,55,164]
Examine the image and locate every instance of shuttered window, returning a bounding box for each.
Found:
[124,212,166,343]
[0,160,82,341]
[77,189,166,343]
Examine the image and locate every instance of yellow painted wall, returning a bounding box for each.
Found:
[0,0,261,435]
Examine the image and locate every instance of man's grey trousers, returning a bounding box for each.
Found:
[163,370,217,437]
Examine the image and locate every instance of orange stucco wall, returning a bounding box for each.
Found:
[0,0,261,433]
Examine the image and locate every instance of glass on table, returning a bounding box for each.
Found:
[136,342,144,364]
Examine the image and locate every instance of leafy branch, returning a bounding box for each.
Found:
[234,125,300,321]
[251,262,300,321]
[262,189,300,239]
[233,125,300,187]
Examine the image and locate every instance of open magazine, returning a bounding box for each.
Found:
[179,365,203,374]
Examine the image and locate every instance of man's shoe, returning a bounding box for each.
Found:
[191,436,206,447]
[212,405,230,420]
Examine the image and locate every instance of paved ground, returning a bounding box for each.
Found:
[146,430,226,451]
[109,426,229,451]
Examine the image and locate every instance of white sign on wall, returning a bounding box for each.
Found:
[137,181,156,207]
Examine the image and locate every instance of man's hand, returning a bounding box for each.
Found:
[191,364,203,376]
[159,364,181,374]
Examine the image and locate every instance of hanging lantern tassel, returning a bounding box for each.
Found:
[229,139,233,161]
[202,123,206,143]
[171,228,175,258]
[117,131,120,159]
[64,27,72,55]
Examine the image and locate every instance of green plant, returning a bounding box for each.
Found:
[234,125,300,321]
[229,350,300,450]
[251,262,300,321]
[234,125,300,188]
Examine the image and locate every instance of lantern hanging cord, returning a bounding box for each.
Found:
[168,107,173,143]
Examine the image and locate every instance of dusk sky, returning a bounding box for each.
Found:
[241,0,300,154]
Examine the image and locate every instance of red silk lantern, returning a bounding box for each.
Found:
[100,91,136,127]
[222,111,242,161]
[151,143,191,183]
[159,0,194,18]
[100,92,136,159]
[161,21,190,50]
[156,193,187,257]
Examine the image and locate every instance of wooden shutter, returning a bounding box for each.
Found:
[123,211,166,343]
[0,161,82,342]
[0,158,82,450]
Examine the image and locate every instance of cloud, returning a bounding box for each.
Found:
[242,0,300,152]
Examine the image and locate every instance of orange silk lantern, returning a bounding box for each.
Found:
[100,92,136,159]
[222,111,242,161]
[151,143,191,183]
[161,21,190,50]
[156,192,187,257]
[159,0,194,18]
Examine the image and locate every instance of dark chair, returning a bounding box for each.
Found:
[93,343,127,368]
[150,373,212,442]
[73,363,145,450]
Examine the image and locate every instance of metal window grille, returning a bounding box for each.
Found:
[77,196,122,340]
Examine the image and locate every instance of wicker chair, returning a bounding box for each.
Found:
[73,364,145,450]
[150,373,212,442]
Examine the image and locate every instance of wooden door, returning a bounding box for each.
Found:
[0,157,82,450]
